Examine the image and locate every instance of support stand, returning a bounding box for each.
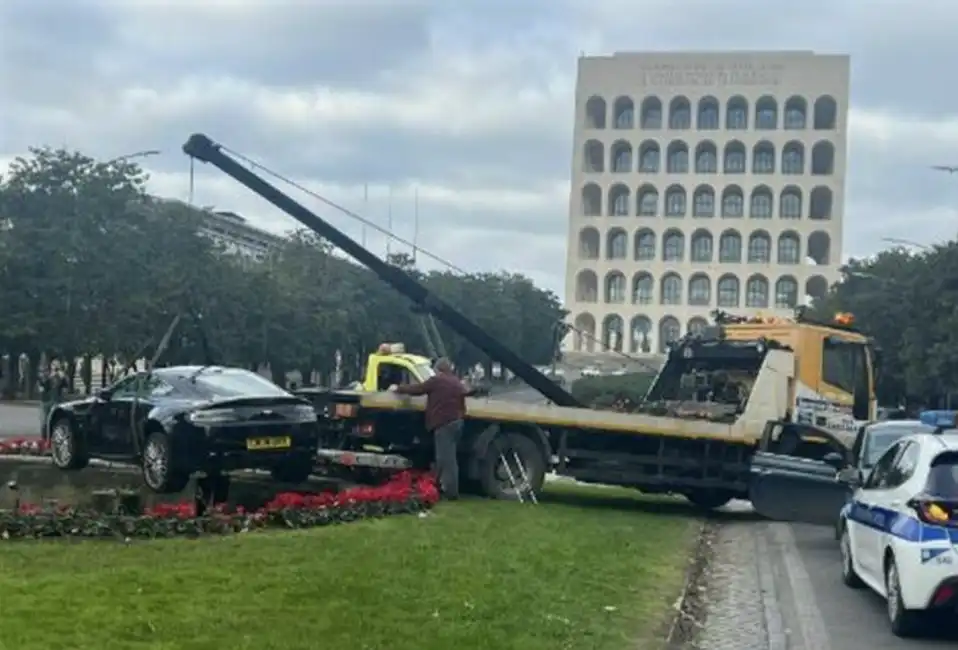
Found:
[194,473,232,517]
[498,450,538,505]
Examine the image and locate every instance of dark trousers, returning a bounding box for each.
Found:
[433,419,463,498]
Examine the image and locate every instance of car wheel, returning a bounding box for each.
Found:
[141,431,190,494]
[839,526,864,588]
[886,556,923,637]
[50,416,89,470]
[270,454,314,484]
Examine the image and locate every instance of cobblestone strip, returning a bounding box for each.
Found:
[695,519,770,650]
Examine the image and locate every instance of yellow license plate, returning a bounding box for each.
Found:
[246,436,292,451]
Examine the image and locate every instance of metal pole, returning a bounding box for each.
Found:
[386,186,393,258]
[413,188,420,264]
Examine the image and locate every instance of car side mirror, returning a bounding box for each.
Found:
[96,388,112,401]
[822,451,845,470]
[836,466,862,487]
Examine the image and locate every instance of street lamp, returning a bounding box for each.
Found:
[104,149,161,166]
[880,237,931,251]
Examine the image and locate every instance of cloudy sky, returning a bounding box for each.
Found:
[3,0,957,296]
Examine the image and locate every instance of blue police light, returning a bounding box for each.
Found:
[919,410,958,429]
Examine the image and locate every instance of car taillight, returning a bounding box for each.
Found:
[932,582,957,607]
[908,497,957,527]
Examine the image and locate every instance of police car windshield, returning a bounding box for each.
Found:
[863,423,933,466]
[927,452,958,498]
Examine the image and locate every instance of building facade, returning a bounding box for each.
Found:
[199,209,284,262]
[562,50,849,357]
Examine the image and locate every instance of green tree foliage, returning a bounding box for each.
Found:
[814,243,958,407]
[0,148,565,395]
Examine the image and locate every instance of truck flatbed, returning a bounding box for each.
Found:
[356,392,758,444]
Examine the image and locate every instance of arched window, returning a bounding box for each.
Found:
[726,96,748,129]
[749,187,773,219]
[581,183,602,216]
[775,276,799,308]
[717,275,740,307]
[723,142,746,174]
[747,233,771,263]
[783,96,807,129]
[610,141,633,173]
[669,97,691,129]
[693,186,715,218]
[641,97,663,129]
[780,187,802,219]
[782,142,804,174]
[752,142,775,174]
[606,229,628,259]
[695,142,718,173]
[658,317,681,353]
[584,97,606,129]
[719,231,742,263]
[722,187,744,218]
[662,231,684,261]
[634,229,656,260]
[632,273,654,304]
[777,232,800,264]
[613,97,634,129]
[688,274,711,306]
[602,315,625,352]
[637,186,658,216]
[664,186,686,217]
[630,316,653,353]
[608,185,630,216]
[690,230,713,262]
[697,97,719,130]
[745,275,769,308]
[755,96,777,129]
[604,272,626,303]
[687,317,709,336]
[660,274,682,305]
[666,141,689,173]
[578,227,599,259]
[638,141,660,173]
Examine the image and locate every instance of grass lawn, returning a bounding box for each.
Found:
[0,484,700,650]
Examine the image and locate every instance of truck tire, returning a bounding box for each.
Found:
[478,433,546,500]
[684,489,734,511]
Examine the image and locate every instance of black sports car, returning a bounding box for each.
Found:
[45,365,320,493]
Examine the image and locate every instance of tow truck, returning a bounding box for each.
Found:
[182,133,878,513]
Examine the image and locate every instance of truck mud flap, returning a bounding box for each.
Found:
[748,452,851,526]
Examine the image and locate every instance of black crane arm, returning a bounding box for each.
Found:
[182,134,582,408]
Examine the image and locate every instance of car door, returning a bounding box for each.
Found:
[851,441,909,580]
[748,450,852,526]
[100,374,143,453]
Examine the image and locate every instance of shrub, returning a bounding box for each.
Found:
[571,372,657,410]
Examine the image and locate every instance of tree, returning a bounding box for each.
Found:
[0,146,566,396]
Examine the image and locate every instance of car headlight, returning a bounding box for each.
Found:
[289,405,319,423]
[187,409,239,425]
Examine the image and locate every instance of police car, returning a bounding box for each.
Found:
[836,410,958,637]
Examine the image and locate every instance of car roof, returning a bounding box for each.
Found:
[866,419,927,431]
[153,365,245,380]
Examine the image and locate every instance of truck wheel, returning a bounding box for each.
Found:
[271,454,314,484]
[684,489,734,511]
[50,416,89,470]
[142,431,190,494]
[479,433,546,500]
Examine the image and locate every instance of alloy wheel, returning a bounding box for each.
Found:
[51,421,73,467]
[143,436,168,490]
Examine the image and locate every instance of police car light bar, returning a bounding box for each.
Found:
[919,410,958,429]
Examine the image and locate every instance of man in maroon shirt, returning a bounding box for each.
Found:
[392,357,470,500]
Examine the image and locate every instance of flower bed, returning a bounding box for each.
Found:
[0,471,439,541]
[0,438,50,456]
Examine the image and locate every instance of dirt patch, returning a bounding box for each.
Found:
[664,518,719,649]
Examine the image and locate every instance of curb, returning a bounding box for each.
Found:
[665,518,715,648]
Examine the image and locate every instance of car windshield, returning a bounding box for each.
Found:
[863,424,932,466]
[414,362,435,381]
[927,452,958,498]
[188,369,289,398]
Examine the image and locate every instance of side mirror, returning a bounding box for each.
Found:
[96,388,112,401]
[836,466,862,487]
[822,451,845,470]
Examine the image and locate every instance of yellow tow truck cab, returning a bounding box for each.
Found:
[360,343,435,392]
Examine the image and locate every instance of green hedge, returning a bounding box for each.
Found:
[571,372,657,409]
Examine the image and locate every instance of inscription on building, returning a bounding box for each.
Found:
[639,62,783,88]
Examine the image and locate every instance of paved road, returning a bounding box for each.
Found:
[0,403,41,439]
[786,522,958,648]
[701,508,957,649]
